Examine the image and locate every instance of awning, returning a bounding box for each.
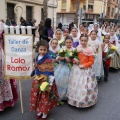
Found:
[99,18,120,23]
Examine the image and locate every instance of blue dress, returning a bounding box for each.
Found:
[48,51,59,69]
[54,60,70,100]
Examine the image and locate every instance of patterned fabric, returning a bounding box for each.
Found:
[0,79,18,111]
[103,52,111,68]
[30,75,59,114]
[110,53,120,69]
[31,54,54,77]
[0,30,18,111]
[73,42,79,48]
[54,47,74,100]
[67,47,98,108]
[67,65,98,108]
[72,36,79,48]
[88,38,104,79]
[54,60,70,100]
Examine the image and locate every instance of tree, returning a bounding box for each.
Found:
[43,0,49,21]
[74,0,80,27]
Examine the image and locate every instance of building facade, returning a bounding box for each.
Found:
[0,0,57,28]
[57,0,119,26]
[83,0,118,23]
[57,0,85,27]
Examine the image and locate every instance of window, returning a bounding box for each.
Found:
[26,6,33,22]
[111,8,114,17]
[7,3,15,20]
[83,5,86,11]
[107,7,110,16]
[88,5,93,10]
[62,1,66,9]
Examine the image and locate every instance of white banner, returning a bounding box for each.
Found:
[4,34,33,80]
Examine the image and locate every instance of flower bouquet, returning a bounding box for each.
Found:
[36,77,64,105]
[58,48,67,57]
[58,40,65,48]
[65,49,80,68]
[103,45,119,61]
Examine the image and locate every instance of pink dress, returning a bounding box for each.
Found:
[0,30,18,111]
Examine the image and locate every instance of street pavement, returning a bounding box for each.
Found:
[0,69,120,120]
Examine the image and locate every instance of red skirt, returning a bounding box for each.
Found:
[103,52,111,68]
[30,79,59,114]
[0,79,18,111]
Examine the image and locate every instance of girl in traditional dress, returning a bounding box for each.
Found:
[30,40,59,120]
[83,27,89,36]
[49,38,60,68]
[88,30,104,81]
[49,38,60,60]
[54,29,65,48]
[109,29,120,69]
[54,29,63,42]
[0,21,18,111]
[102,25,110,36]
[54,36,74,100]
[67,34,98,108]
[102,35,113,82]
[78,24,84,37]
[63,28,69,40]
[71,27,79,48]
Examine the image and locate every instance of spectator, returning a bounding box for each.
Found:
[38,20,44,40]
[11,19,17,26]
[29,19,37,42]
[6,17,11,26]
[20,17,29,26]
[57,22,62,30]
[42,18,54,42]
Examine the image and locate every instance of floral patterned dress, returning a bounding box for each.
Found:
[0,29,18,111]
[67,45,98,108]
[30,54,59,114]
[110,35,120,69]
[88,38,104,80]
[54,47,74,100]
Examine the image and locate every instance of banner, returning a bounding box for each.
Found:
[4,34,33,80]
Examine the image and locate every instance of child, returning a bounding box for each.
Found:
[109,29,120,69]
[30,40,59,120]
[67,34,98,108]
[49,38,60,60]
[71,27,79,48]
[54,29,64,48]
[102,35,113,82]
[110,29,118,45]
[54,29,63,42]
[49,38,60,68]
[83,27,89,35]
[54,36,74,100]
[63,28,69,40]
[88,30,104,81]
[102,25,110,36]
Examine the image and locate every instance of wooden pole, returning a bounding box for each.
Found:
[19,80,24,114]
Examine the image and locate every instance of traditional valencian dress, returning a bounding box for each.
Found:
[0,22,18,111]
[54,47,74,100]
[110,35,120,69]
[88,38,104,80]
[48,39,60,61]
[67,45,98,108]
[30,53,59,114]
[72,36,80,48]
[102,43,113,81]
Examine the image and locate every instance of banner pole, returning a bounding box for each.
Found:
[19,80,24,114]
